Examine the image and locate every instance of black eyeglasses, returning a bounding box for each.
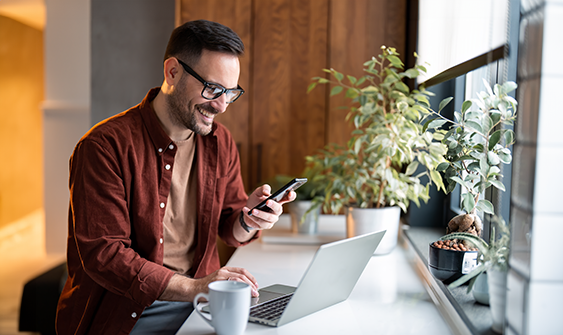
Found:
[177,59,244,104]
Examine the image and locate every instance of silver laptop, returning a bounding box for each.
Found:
[248,230,386,327]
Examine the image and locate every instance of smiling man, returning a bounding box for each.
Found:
[55,20,295,335]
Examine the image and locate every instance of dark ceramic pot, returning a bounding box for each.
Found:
[428,243,478,284]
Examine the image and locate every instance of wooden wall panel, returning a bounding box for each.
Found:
[327,0,407,145]
[178,0,407,190]
[251,0,328,186]
[179,0,253,189]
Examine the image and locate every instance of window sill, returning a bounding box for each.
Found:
[402,226,497,335]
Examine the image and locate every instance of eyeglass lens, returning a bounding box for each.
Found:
[202,84,242,103]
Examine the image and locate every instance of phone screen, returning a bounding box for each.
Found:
[247,178,307,216]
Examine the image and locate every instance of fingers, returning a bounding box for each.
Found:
[252,184,271,199]
[277,190,297,205]
[243,204,278,230]
[217,267,259,297]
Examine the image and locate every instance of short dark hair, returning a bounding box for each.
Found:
[163,20,244,67]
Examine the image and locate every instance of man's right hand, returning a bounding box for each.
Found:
[159,266,259,302]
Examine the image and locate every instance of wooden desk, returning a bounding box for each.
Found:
[177,215,452,335]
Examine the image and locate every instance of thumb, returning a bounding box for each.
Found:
[255,184,271,197]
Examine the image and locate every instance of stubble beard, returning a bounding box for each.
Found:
[166,78,216,136]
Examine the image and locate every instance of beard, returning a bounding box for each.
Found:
[165,77,218,136]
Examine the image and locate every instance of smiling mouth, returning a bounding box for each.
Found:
[197,106,215,122]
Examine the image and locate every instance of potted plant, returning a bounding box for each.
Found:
[426,79,516,275]
[305,46,448,254]
[429,80,518,238]
[426,80,517,333]
[439,216,510,333]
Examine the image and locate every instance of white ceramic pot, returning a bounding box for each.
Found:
[287,200,320,235]
[472,272,490,305]
[488,268,508,333]
[345,206,400,255]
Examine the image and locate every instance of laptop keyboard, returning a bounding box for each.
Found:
[249,293,293,321]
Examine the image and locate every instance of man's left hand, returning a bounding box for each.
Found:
[242,184,296,231]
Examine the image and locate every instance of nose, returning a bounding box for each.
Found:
[210,94,229,113]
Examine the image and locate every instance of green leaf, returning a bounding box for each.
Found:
[498,151,512,164]
[354,137,362,154]
[347,186,355,198]
[448,263,487,289]
[437,162,450,171]
[503,130,515,145]
[405,161,419,176]
[395,81,410,94]
[428,119,448,129]
[465,121,482,133]
[462,192,476,213]
[451,176,470,190]
[487,151,500,165]
[489,179,506,192]
[387,55,404,68]
[347,75,357,85]
[307,82,317,94]
[461,100,472,114]
[359,94,368,106]
[439,97,453,112]
[482,115,494,133]
[489,130,502,150]
[333,71,344,82]
[404,68,420,79]
[345,88,358,99]
[430,170,445,191]
[476,199,494,214]
[454,111,462,123]
[330,86,343,96]
[503,81,518,94]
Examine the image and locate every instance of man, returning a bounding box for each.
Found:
[56,20,295,335]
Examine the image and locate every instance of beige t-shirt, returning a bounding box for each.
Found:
[162,132,198,275]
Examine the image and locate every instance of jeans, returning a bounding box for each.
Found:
[129,300,194,335]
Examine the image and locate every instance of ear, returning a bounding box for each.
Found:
[163,57,181,86]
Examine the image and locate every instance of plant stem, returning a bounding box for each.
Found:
[375,156,392,208]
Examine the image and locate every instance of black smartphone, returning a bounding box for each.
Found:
[247,178,308,216]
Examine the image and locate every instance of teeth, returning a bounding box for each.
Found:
[198,107,213,118]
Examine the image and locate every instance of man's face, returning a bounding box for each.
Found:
[166,50,241,136]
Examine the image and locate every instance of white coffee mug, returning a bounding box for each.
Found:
[193,280,251,335]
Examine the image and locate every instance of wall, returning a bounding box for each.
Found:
[91,0,175,125]
[42,0,175,254]
[43,0,91,254]
[0,15,44,231]
[179,0,409,190]
[506,0,563,334]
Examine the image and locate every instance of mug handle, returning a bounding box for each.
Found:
[193,292,213,327]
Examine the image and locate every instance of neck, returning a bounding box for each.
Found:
[152,89,193,142]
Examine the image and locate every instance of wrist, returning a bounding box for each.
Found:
[239,212,253,233]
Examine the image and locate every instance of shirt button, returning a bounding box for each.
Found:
[165,164,171,170]
[160,238,163,244]
[158,148,163,153]
[131,312,137,318]
[160,202,165,208]
[169,144,175,150]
